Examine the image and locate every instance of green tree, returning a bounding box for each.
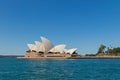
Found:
[105,47,110,55]
[97,44,106,54]
[105,47,120,55]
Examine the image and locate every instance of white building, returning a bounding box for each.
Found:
[27,36,77,54]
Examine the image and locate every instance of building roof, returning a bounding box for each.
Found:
[49,44,66,53]
[27,36,77,54]
[35,41,45,52]
[27,44,36,51]
[66,48,77,54]
[41,36,54,52]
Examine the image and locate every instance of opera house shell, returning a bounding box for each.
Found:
[25,36,77,58]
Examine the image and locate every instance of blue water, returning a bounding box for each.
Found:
[0,58,120,80]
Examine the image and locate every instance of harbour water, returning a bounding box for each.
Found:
[0,58,120,80]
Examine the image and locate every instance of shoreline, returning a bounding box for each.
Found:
[17,56,120,59]
[1,55,120,59]
[0,55,24,58]
[69,56,120,59]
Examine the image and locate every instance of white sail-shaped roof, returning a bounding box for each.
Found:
[27,36,77,54]
[49,44,66,53]
[38,43,45,52]
[66,48,77,54]
[27,44,36,51]
[34,41,45,52]
[35,41,42,46]
[41,36,54,52]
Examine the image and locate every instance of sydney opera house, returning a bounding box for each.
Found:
[24,36,78,58]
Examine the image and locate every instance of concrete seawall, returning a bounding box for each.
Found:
[17,56,120,59]
[69,56,120,59]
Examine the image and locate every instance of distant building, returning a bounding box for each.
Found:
[25,36,77,58]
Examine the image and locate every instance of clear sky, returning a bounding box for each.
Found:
[0,0,120,55]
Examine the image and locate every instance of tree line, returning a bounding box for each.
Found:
[97,44,120,56]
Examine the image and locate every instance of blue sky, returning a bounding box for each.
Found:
[0,0,120,55]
